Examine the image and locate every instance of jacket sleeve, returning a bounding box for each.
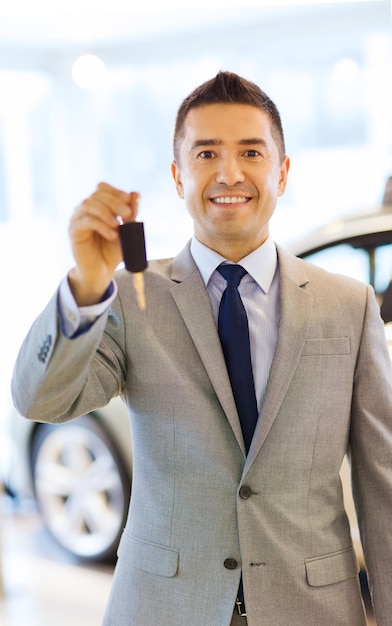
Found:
[11,287,126,424]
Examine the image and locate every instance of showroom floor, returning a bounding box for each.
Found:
[0,494,376,626]
[0,495,114,626]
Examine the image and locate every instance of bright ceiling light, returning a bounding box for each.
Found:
[331,57,362,84]
[71,54,108,90]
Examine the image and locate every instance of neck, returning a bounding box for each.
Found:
[196,235,269,263]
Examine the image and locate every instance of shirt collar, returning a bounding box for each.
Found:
[190,235,278,293]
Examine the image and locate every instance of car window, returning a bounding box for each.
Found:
[375,244,392,294]
[303,244,370,285]
[304,242,392,293]
[304,241,392,325]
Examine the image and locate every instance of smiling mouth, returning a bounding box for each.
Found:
[211,196,251,204]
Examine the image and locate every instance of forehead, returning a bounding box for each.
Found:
[182,103,274,143]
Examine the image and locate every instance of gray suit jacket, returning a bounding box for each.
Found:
[12,243,392,626]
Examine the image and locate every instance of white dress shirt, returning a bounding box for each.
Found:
[59,277,118,337]
[190,236,280,413]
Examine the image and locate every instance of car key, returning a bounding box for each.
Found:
[119,221,147,310]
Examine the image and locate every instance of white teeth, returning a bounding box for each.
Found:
[213,197,248,204]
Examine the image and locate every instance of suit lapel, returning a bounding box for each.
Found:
[245,246,312,468]
[168,243,313,461]
[170,244,246,453]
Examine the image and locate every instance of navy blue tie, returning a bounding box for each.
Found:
[218,265,258,453]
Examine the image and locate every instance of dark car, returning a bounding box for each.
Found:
[289,175,392,330]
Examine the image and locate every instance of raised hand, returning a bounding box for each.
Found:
[68,182,140,305]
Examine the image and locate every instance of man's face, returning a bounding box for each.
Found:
[172,103,290,260]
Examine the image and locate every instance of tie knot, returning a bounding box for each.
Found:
[218,264,247,288]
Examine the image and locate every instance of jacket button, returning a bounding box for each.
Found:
[239,485,252,499]
[224,558,238,570]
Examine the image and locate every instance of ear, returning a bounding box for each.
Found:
[277,156,290,197]
[171,161,184,199]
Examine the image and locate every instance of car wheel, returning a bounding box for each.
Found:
[31,414,131,562]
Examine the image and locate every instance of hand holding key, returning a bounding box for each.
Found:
[68,183,141,306]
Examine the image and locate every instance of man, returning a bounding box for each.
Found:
[12,72,392,625]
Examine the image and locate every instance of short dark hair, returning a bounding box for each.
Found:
[173,71,286,162]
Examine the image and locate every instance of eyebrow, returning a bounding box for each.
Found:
[191,138,268,150]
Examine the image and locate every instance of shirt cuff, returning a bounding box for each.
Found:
[58,276,118,338]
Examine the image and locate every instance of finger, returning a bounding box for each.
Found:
[93,189,133,221]
[70,210,120,242]
[97,181,130,198]
[96,182,139,216]
[89,185,140,222]
[73,185,141,239]
[96,184,141,214]
[74,193,129,229]
[125,191,141,222]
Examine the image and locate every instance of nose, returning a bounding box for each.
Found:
[215,157,245,186]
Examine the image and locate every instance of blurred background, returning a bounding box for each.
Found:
[0,0,390,623]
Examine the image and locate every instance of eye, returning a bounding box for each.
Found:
[198,150,215,159]
[244,149,261,158]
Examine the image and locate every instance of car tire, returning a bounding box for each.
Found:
[31,414,131,562]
